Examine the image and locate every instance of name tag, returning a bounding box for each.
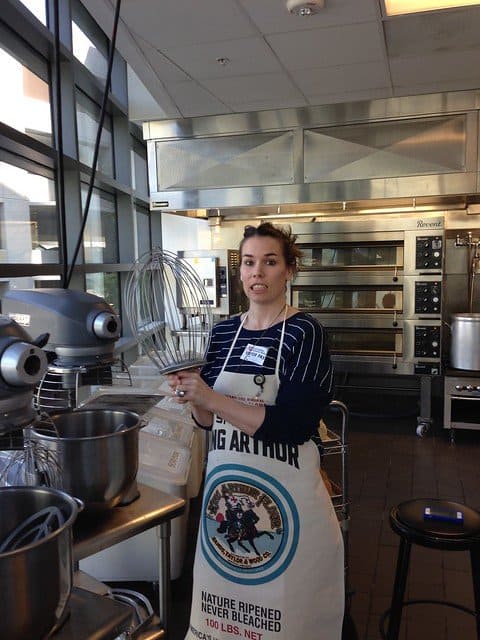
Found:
[240,343,268,366]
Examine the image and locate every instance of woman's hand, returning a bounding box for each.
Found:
[166,369,214,410]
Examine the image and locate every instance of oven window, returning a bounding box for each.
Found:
[293,287,402,312]
[327,329,400,355]
[451,398,480,426]
[300,243,402,269]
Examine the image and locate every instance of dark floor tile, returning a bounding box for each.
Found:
[444,569,475,610]
[445,608,477,638]
[442,549,471,572]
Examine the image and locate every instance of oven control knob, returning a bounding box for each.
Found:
[455,385,464,391]
[423,261,430,267]
[433,251,440,257]
[466,385,474,391]
[476,386,480,392]
[433,296,439,303]
[432,341,438,348]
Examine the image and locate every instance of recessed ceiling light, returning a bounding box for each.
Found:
[384,0,480,16]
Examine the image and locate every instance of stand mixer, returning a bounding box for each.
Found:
[0,315,48,437]
[2,288,128,413]
[0,315,58,486]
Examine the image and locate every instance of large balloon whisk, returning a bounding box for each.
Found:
[126,249,213,375]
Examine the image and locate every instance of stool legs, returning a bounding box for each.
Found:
[386,536,411,640]
[470,545,480,640]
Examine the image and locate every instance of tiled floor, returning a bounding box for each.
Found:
[148,391,480,640]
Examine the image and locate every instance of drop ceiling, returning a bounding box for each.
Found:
[80,0,480,122]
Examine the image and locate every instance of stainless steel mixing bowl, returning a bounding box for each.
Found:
[0,485,81,639]
[31,408,144,511]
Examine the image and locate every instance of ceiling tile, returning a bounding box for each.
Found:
[167,81,232,118]
[81,0,480,119]
[229,97,308,112]
[138,41,190,85]
[267,22,386,70]
[239,0,379,34]
[385,6,480,57]
[294,61,390,95]
[307,87,392,106]
[163,38,283,80]
[120,0,256,49]
[202,73,305,104]
[390,49,480,87]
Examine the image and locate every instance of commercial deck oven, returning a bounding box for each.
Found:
[290,216,445,433]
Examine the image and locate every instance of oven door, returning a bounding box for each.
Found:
[290,272,406,373]
[307,314,404,374]
[449,396,480,430]
[444,377,480,430]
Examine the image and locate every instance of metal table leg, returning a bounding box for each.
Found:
[156,521,172,635]
[416,375,433,437]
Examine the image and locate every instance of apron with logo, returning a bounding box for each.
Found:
[185,315,344,640]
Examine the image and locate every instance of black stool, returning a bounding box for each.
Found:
[381,498,480,640]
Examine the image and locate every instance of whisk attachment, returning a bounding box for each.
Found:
[0,505,65,553]
[126,249,213,375]
[0,425,62,489]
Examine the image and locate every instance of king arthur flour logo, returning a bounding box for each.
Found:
[201,464,299,585]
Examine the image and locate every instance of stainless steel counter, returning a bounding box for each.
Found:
[72,483,186,638]
[50,587,134,640]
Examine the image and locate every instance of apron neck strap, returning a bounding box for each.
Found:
[219,306,289,378]
[219,314,247,376]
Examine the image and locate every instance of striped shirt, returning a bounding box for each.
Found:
[201,312,334,445]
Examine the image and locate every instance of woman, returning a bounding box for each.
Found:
[168,222,345,640]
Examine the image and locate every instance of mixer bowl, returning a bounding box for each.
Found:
[31,409,143,511]
[0,486,80,640]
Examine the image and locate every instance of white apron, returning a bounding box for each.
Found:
[185,316,344,640]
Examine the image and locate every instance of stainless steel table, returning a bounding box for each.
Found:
[50,587,134,640]
[73,483,186,638]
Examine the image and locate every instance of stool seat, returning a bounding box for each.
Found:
[383,498,480,640]
[391,498,480,549]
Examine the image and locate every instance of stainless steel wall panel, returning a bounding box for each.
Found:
[304,116,466,184]
[155,131,294,190]
[150,173,477,210]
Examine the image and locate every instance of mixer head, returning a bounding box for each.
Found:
[126,249,213,375]
[0,315,48,434]
[2,288,121,367]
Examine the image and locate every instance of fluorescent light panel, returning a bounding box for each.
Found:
[384,0,480,15]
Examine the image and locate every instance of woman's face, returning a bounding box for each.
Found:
[240,235,293,305]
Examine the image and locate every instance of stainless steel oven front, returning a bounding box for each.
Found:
[444,374,480,431]
[290,217,444,376]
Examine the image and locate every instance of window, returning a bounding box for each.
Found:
[85,272,120,311]
[81,185,118,263]
[72,20,108,81]
[18,0,47,25]
[76,90,114,176]
[0,46,52,145]
[0,161,57,264]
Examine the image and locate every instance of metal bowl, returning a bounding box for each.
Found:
[31,409,143,511]
[0,485,80,639]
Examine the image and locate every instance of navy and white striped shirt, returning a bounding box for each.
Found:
[201,312,334,445]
